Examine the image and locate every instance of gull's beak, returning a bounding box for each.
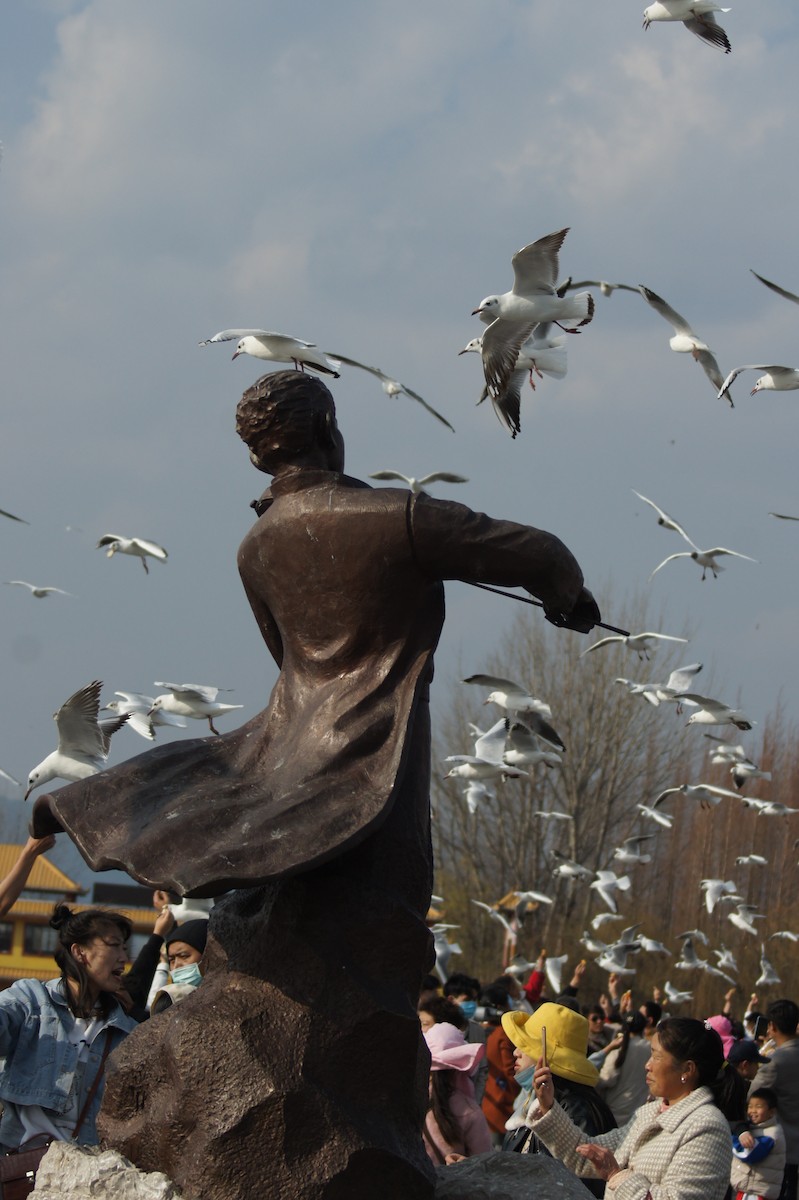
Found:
[23,784,33,802]
[458,348,469,356]
[471,307,484,316]
[232,350,241,360]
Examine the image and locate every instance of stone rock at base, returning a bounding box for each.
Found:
[32,1142,183,1199]
[434,1151,596,1200]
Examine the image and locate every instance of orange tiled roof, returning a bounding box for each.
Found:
[0,965,59,983]
[5,899,158,930]
[0,844,85,895]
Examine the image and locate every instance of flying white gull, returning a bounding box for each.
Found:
[676,694,754,731]
[635,801,674,830]
[96,535,168,575]
[24,680,129,800]
[581,631,687,661]
[368,470,467,494]
[769,931,799,943]
[615,662,702,711]
[444,755,525,783]
[461,780,494,815]
[503,722,563,769]
[472,229,593,402]
[664,982,693,1005]
[591,912,624,932]
[551,849,594,881]
[713,945,738,974]
[5,581,73,599]
[741,799,799,817]
[636,935,671,955]
[471,899,515,938]
[613,835,657,866]
[149,682,243,735]
[650,544,757,582]
[199,329,341,378]
[769,512,799,522]
[331,354,454,430]
[638,286,730,398]
[104,691,188,741]
[727,903,764,937]
[736,854,768,866]
[700,878,738,914]
[534,809,572,821]
[654,782,740,809]
[460,332,567,439]
[642,3,732,53]
[590,870,631,913]
[717,364,799,404]
[729,760,771,790]
[463,674,553,721]
[544,954,568,995]
[756,945,781,987]
[750,269,799,306]
[632,490,695,541]
[595,944,637,976]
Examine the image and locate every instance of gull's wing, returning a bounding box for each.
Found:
[0,767,21,786]
[519,712,566,753]
[511,228,569,296]
[154,681,219,702]
[463,674,526,695]
[579,635,623,657]
[113,691,153,710]
[55,680,106,757]
[484,366,524,439]
[632,490,696,546]
[664,663,703,691]
[7,581,36,591]
[481,316,538,403]
[639,286,698,338]
[649,552,691,579]
[770,512,799,521]
[750,270,799,306]
[703,548,758,562]
[473,719,508,764]
[0,507,28,524]
[199,329,315,348]
[506,722,544,756]
[652,787,680,807]
[717,365,750,402]
[634,632,688,644]
[97,534,125,548]
[694,348,726,393]
[703,785,743,801]
[416,472,469,486]
[369,471,410,485]
[567,280,637,295]
[673,692,725,711]
[131,538,168,560]
[333,354,454,431]
[684,14,731,53]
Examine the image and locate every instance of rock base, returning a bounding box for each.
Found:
[32,1142,182,1199]
[434,1151,596,1199]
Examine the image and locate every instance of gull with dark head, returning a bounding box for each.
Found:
[472,229,593,404]
[638,286,731,399]
[717,364,799,404]
[200,329,341,377]
[25,681,129,800]
[581,631,687,661]
[642,2,732,53]
[96,535,168,575]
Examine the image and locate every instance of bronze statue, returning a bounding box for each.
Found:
[33,371,599,1199]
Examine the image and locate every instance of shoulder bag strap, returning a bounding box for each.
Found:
[71,1028,114,1140]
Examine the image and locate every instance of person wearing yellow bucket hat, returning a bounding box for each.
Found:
[501,1003,616,1198]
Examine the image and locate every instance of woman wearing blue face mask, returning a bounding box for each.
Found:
[502,1003,616,1198]
[151,921,208,1015]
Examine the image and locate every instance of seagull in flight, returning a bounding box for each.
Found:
[632,491,695,542]
[581,631,687,661]
[638,286,730,399]
[369,470,467,494]
[462,674,554,722]
[104,691,188,741]
[5,581,73,599]
[701,878,738,913]
[756,945,781,987]
[654,782,740,809]
[149,682,243,735]
[650,541,757,582]
[199,329,341,378]
[717,364,799,403]
[472,229,593,403]
[0,507,28,524]
[728,903,764,937]
[24,681,129,800]
[750,269,799,306]
[96,535,168,574]
[642,3,732,54]
[676,694,754,731]
[331,354,454,430]
[551,849,594,881]
[460,331,568,439]
[613,835,657,866]
[590,870,631,913]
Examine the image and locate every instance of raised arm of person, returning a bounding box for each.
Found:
[0,835,56,917]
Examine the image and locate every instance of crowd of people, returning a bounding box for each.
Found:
[0,853,796,1200]
[417,958,799,1200]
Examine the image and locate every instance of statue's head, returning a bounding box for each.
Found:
[235,371,343,475]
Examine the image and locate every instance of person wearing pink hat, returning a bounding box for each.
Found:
[423,1022,492,1165]
[706,1014,736,1059]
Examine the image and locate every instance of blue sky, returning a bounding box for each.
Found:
[2,0,798,891]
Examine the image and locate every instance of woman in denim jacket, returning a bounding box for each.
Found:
[0,904,137,1151]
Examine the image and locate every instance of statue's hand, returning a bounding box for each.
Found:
[544,587,600,634]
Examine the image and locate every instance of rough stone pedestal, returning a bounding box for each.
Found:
[98,764,436,1200]
[434,1151,596,1199]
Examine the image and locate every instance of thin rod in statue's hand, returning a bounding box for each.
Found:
[466,582,631,637]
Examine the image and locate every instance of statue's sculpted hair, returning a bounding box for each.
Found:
[236,371,337,464]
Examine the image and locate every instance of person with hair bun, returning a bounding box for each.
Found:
[528,1016,746,1199]
[0,903,137,1155]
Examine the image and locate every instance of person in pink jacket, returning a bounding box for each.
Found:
[423,1022,492,1166]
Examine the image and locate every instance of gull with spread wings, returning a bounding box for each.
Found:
[638,286,731,401]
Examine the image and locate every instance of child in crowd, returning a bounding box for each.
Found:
[731,1087,786,1200]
